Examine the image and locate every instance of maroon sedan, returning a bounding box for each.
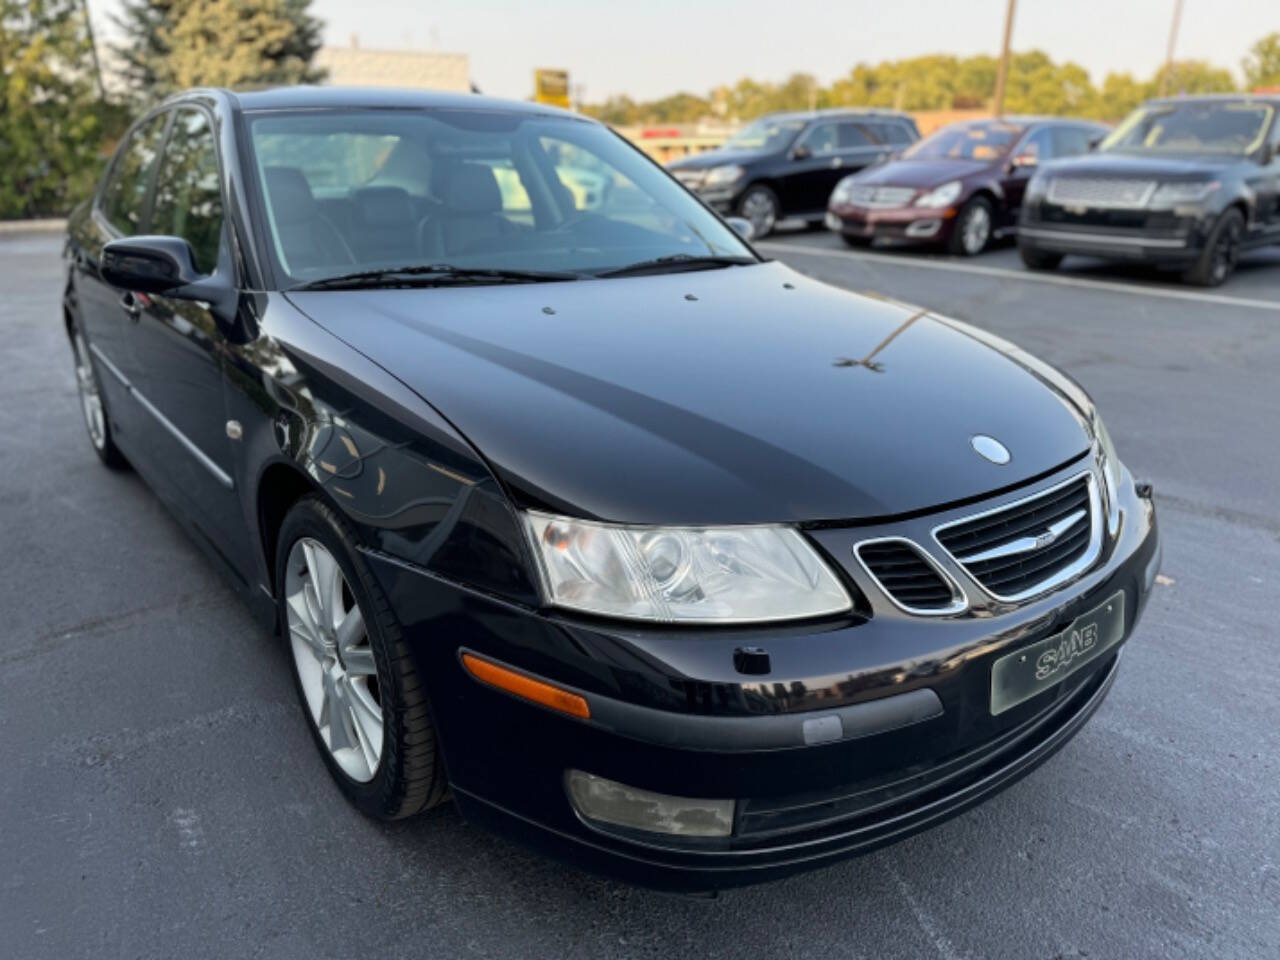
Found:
[826,117,1108,255]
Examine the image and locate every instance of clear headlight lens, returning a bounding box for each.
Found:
[830,175,859,205]
[1093,413,1123,538]
[915,180,962,208]
[1150,180,1218,207]
[524,512,852,623]
[703,164,745,187]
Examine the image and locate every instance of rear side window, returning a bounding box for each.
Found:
[879,123,913,145]
[151,109,225,274]
[838,123,874,148]
[101,113,169,235]
[1051,126,1094,157]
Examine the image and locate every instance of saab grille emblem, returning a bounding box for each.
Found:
[1034,529,1058,550]
[971,435,1011,465]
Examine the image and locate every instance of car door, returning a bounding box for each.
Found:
[127,105,254,577]
[76,111,171,443]
[777,121,842,216]
[1252,117,1280,239]
[835,121,892,178]
[1001,126,1054,225]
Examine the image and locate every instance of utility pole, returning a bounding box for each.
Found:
[1160,0,1185,96]
[992,0,1017,118]
[79,0,107,102]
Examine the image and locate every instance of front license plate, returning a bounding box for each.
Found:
[990,591,1126,715]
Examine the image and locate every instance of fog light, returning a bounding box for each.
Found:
[566,770,734,838]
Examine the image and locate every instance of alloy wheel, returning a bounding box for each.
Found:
[72,332,106,451]
[285,537,383,782]
[961,205,991,255]
[741,190,777,238]
[1211,221,1241,284]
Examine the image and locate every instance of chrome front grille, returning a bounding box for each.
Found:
[934,473,1101,602]
[845,185,917,207]
[854,538,966,615]
[1047,177,1156,209]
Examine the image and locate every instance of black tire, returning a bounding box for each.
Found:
[69,324,128,470]
[1182,208,1244,287]
[1018,244,1064,271]
[840,233,873,248]
[276,495,448,819]
[948,196,994,256]
[737,184,779,239]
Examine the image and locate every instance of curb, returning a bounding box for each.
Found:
[0,219,67,235]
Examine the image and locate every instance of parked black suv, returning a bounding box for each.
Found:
[666,109,920,237]
[1018,95,1280,285]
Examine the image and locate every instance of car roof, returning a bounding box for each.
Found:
[184,85,588,119]
[756,108,916,124]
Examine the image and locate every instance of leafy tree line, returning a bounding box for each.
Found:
[0,0,322,219]
[584,37,1280,127]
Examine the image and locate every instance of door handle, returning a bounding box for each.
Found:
[120,291,142,321]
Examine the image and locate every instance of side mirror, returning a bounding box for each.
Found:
[101,236,204,294]
[725,216,755,241]
[1088,135,1104,151]
[791,144,811,161]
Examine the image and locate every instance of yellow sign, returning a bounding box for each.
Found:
[534,69,571,109]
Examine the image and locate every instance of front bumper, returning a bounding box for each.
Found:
[363,462,1160,891]
[826,204,957,244]
[1018,200,1211,262]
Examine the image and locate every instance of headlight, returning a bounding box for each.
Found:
[1025,172,1050,202]
[524,512,852,623]
[1093,413,1123,538]
[703,164,745,187]
[915,180,962,208]
[831,176,859,205]
[1149,180,1219,207]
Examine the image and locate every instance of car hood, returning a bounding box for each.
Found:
[287,262,1092,525]
[852,158,993,189]
[667,148,771,171]
[1045,151,1245,177]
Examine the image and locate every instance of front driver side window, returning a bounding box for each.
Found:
[101,112,169,235]
[800,123,838,156]
[150,108,225,275]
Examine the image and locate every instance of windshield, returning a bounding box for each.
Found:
[723,118,806,152]
[246,109,755,286]
[1100,101,1274,156]
[903,122,1023,161]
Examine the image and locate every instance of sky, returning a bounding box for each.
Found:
[86,0,1278,102]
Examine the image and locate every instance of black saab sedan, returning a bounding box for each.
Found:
[665,109,919,238]
[827,117,1108,255]
[1019,96,1280,285]
[63,87,1159,892]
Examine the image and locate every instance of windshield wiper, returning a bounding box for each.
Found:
[289,263,585,291]
[594,254,759,279]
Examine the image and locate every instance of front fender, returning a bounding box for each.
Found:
[223,294,542,609]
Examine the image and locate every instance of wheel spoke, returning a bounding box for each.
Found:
[286,590,326,658]
[347,680,383,775]
[335,605,365,654]
[342,646,376,677]
[323,664,357,753]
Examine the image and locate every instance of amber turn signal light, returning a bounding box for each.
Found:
[461,653,591,719]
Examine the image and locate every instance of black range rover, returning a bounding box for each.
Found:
[1018,95,1280,285]
[666,109,919,237]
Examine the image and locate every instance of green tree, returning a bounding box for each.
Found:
[1149,59,1237,98]
[1097,72,1145,120]
[1242,32,1280,90]
[113,0,324,103]
[0,0,116,218]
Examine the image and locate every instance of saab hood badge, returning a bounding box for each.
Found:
[971,435,1011,465]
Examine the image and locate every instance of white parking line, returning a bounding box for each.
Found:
[759,241,1280,312]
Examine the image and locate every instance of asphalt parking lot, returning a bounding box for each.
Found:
[3,228,1278,959]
